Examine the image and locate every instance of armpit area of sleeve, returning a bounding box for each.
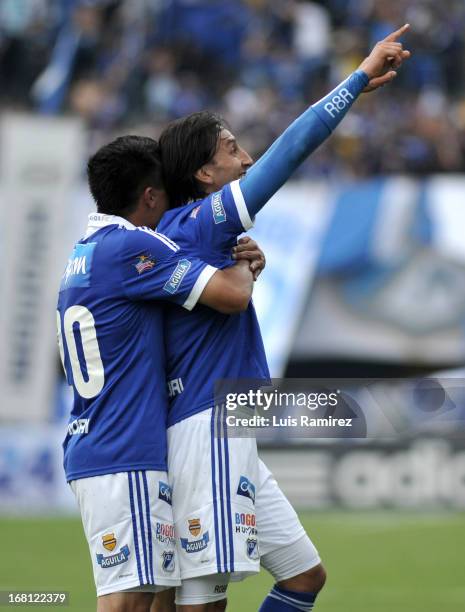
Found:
[231,180,254,231]
[182,264,218,311]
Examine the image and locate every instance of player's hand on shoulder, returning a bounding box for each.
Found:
[359,23,411,93]
[232,236,266,281]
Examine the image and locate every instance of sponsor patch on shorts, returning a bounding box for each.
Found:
[162,550,176,572]
[180,532,210,553]
[246,537,259,560]
[235,512,257,535]
[237,475,256,504]
[96,534,131,568]
[158,481,172,505]
[156,522,175,543]
[188,518,201,537]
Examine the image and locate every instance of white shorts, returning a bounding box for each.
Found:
[70,471,181,596]
[167,407,320,583]
[167,407,260,580]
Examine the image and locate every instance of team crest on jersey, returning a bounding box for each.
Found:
[102,533,117,551]
[134,253,156,274]
[246,538,259,560]
[162,550,175,573]
[158,481,172,505]
[190,205,201,219]
[211,192,226,224]
[188,518,201,537]
[96,543,130,568]
[180,532,210,554]
[164,259,191,294]
[237,475,256,504]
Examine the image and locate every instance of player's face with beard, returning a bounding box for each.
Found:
[207,128,253,191]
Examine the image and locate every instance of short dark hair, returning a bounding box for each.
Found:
[87,135,164,215]
[159,111,226,208]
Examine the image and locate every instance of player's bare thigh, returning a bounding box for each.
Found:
[150,588,175,612]
[176,603,226,612]
[97,591,155,612]
[150,589,225,612]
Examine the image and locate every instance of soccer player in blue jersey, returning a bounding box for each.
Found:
[155,25,411,611]
[56,136,265,612]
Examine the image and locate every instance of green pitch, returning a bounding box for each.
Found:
[1,512,464,611]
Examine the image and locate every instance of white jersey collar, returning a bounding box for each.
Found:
[84,212,135,239]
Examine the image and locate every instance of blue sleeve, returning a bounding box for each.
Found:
[192,182,254,249]
[120,227,217,310]
[240,70,369,216]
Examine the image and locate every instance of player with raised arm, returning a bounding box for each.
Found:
[56,136,265,612]
[155,26,411,611]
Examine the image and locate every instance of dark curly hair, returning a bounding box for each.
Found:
[87,135,164,215]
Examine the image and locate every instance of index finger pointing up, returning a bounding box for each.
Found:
[384,23,410,42]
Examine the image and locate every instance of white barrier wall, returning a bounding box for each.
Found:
[0,113,85,422]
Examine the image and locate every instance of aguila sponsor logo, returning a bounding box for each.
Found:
[97,534,130,568]
[163,259,191,294]
[181,532,210,554]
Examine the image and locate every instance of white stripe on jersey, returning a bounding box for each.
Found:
[84,215,181,253]
[137,227,179,252]
[156,231,179,251]
[230,180,254,231]
[182,265,217,311]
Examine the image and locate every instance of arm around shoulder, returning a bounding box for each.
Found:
[198,260,253,314]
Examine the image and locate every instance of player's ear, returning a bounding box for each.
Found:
[142,187,166,208]
[143,186,157,209]
[145,186,168,212]
[195,165,214,187]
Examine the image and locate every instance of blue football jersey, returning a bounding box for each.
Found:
[157,180,271,426]
[57,213,217,481]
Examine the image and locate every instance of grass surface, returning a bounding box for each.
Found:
[1,512,464,611]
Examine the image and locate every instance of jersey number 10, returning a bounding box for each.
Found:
[56,306,104,399]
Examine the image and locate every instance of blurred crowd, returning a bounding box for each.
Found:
[2,0,465,178]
